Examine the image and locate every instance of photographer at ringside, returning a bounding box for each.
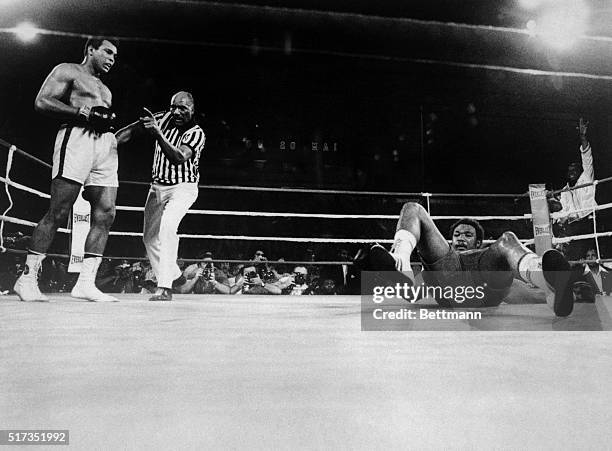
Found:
[230,262,281,295]
[279,266,315,295]
[178,252,231,294]
[96,259,140,293]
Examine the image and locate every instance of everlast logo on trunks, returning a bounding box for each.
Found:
[534,224,551,236]
[73,213,90,223]
[70,255,83,264]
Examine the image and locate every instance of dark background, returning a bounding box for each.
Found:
[0,0,611,258]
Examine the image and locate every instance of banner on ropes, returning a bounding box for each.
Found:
[68,189,91,273]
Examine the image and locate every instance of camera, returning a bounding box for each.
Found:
[245,270,259,283]
[202,262,215,281]
[261,270,276,284]
[294,273,306,285]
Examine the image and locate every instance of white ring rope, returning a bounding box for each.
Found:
[593,207,601,261]
[5,209,609,245]
[0,145,16,251]
[0,214,538,244]
[552,230,612,245]
[14,175,607,221]
[114,205,529,221]
[550,201,612,219]
[0,176,51,199]
[0,215,70,234]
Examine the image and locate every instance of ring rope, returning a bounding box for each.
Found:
[593,207,601,261]
[6,173,607,223]
[0,145,16,252]
[0,176,51,199]
[4,246,612,268]
[0,138,52,169]
[552,230,612,245]
[121,180,524,198]
[550,201,612,219]
[6,212,608,245]
[0,214,538,244]
[0,171,532,220]
[549,176,612,197]
[115,205,529,221]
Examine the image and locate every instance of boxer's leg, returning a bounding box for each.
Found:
[15,178,81,301]
[83,185,117,254]
[481,231,574,317]
[365,202,451,280]
[71,185,118,302]
[396,202,452,264]
[29,178,82,253]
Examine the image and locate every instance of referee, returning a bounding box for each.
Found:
[116,91,206,301]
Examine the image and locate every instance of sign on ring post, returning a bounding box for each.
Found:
[528,184,553,255]
[68,188,91,273]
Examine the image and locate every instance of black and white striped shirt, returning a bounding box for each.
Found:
[152,111,206,185]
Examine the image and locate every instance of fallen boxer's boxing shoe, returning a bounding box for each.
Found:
[353,244,414,299]
[542,249,577,317]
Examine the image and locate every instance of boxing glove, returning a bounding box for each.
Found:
[78,105,116,133]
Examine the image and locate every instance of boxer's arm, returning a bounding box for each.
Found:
[115,120,141,145]
[34,64,81,118]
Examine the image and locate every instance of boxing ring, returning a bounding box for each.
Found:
[1,139,612,449]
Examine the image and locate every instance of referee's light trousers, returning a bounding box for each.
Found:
[143,182,199,289]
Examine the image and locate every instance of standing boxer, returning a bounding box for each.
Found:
[116,91,205,301]
[14,37,119,302]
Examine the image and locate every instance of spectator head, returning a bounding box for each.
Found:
[201,251,213,264]
[338,249,350,261]
[567,161,582,185]
[275,258,288,275]
[321,278,337,294]
[585,248,599,270]
[253,250,265,261]
[293,266,308,285]
[449,218,484,251]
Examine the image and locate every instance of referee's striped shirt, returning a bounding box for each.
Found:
[151,111,206,185]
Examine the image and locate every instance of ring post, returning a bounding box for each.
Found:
[528,184,553,255]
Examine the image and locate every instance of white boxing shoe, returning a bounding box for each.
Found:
[71,282,118,302]
[14,274,49,302]
[14,253,49,302]
[71,256,118,302]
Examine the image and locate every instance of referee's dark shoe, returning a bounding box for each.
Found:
[149,287,173,302]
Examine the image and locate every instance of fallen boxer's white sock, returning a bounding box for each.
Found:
[391,229,417,273]
[518,253,550,292]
